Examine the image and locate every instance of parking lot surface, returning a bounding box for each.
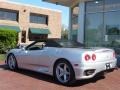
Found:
[0,61,120,90]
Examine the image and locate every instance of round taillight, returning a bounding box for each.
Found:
[85,54,91,61]
[92,54,96,61]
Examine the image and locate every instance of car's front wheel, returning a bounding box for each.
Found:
[7,54,18,71]
[54,60,76,85]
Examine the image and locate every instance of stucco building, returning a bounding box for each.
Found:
[43,0,120,47]
[0,1,61,44]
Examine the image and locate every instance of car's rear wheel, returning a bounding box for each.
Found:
[7,54,18,71]
[54,60,76,85]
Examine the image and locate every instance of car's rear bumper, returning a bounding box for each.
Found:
[74,59,117,80]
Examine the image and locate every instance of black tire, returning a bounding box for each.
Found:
[7,54,18,71]
[54,60,76,86]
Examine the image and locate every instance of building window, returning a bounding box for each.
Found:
[105,0,120,11]
[86,0,104,13]
[29,34,48,41]
[0,8,18,21]
[30,13,48,25]
[85,0,120,47]
[21,31,26,43]
[85,13,104,46]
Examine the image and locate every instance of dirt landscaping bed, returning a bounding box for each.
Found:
[0,61,120,90]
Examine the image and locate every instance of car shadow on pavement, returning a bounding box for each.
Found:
[17,69,59,84]
[0,64,60,85]
[17,69,107,87]
[0,64,8,69]
[0,64,112,87]
[71,76,105,87]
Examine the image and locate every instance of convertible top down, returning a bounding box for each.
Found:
[6,39,117,85]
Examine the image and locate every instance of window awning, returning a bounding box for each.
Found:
[30,28,51,34]
[0,25,21,32]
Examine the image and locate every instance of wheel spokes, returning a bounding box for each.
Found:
[56,63,70,83]
[8,55,15,69]
[65,71,70,75]
[64,64,67,71]
[58,66,64,72]
[59,72,64,77]
[63,74,67,82]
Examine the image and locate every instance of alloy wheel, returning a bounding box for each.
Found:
[8,55,16,70]
[56,63,70,83]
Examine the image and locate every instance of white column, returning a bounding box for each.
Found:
[68,8,72,40]
[18,32,21,44]
[77,2,85,43]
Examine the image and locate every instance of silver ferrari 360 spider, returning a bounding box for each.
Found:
[5,39,117,85]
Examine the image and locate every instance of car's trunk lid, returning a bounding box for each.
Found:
[94,48,115,62]
[82,48,115,62]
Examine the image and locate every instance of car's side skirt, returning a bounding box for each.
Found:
[18,63,51,75]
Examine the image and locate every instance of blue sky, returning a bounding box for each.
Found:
[9,0,69,28]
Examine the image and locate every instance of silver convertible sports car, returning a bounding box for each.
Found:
[5,39,117,85]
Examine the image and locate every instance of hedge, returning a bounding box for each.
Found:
[0,28,18,53]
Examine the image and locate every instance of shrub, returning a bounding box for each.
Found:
[61,29,68,40]
[0,28,18,53]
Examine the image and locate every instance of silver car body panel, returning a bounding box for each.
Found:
[6,47,117,80]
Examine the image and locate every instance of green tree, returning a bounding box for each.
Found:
[0,28,18,53]
[61,25,68,40]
